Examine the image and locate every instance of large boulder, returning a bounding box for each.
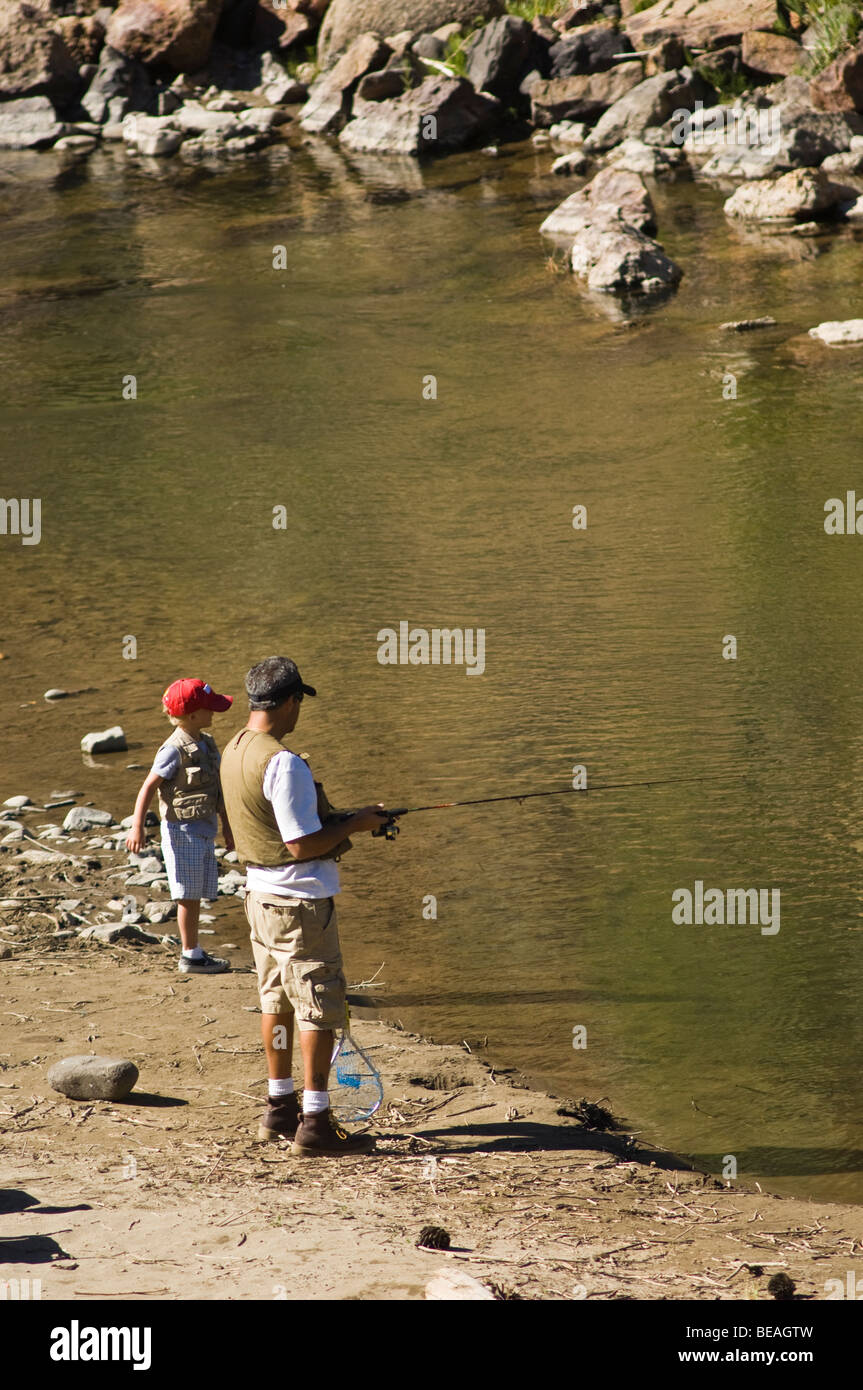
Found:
[570,208,682,295]
[463,15,545,100]
[585,66,712,151]
[339,73,499,155]
[723,167,853,221]
[809,41,863,114]
[697,105,863,178]
[549,24,634,78]
[300,32,391,133]
[0,2,80,102]
[541,164,656,239]
[625,0,778,52]
[0,94,64,148]
[106,0,223,74]
[530,64,642,127]
[318,0,504,68]
[740,31,800,81]
[82,45,156,123]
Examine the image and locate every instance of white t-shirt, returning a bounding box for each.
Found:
[245,750,341,900]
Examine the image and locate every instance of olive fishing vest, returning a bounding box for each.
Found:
[157,727,223,823]
[219,728,352,867]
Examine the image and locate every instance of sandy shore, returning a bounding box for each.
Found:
[2,823,863,1301]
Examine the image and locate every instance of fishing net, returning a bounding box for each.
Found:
[329,1030,384,1123]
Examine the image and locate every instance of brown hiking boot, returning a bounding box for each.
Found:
[292,1108,375,1158]
[257,1092,301,1143]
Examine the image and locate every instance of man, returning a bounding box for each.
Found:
[220,656,386,1158]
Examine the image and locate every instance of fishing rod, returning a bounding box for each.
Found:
[369,772,737,840]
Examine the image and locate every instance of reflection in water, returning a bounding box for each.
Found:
[1,136,863,1203]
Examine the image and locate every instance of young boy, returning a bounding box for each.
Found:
[126,678,234,975]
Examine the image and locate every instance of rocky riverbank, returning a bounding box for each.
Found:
[4,2,863,309]
[3,791,863,1299]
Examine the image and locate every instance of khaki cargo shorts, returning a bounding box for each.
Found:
[244,891,346,1031]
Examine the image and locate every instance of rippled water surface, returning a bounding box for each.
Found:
[2,136,863,1202]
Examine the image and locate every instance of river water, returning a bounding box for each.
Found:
[2,133,863,1204]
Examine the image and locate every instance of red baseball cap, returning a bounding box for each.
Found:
[162,679,233,717]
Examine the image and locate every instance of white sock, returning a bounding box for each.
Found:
[302,1090,329,1115]
[182,946,204,960]
[268,1078,295,1099]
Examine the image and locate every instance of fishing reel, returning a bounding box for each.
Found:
[372,809,406,841]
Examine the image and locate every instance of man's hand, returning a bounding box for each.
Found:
[125,824,147,854]
[350,804,389,834]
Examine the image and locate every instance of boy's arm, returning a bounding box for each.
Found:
[220,811,234,854]
[125,772,163,853]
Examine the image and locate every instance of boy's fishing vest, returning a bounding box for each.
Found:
[157,727,223,823]
[219,728,352,867]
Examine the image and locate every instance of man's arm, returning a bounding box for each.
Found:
[285,806,386,859]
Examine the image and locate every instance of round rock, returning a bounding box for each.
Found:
[3,796,31,809]
[47,1055,139,1102]
[44,689,69,700]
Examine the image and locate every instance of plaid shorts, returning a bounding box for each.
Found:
[160,822,219,901]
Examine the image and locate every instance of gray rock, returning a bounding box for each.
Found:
[120,812,158,829]
[530,65,641,128]
[318,1,504,67]
[549,120,587,145]
[218,869,247,893]
[3,796,31,809]
[549,25,633,78]
[265,76,308,105]
[78,922,159,944]
[570,209,682,296]
[239,106,286,130]
[300,33,392,134]
[0,827,25,844]
[695,108,863,180]
[552,150,590,175]
[21,848,65,866]
[340,74,500,155]
[82,44,156,125]
[822,149,863,175]
[43,689,69,700]
[585,68,712,152]
[63,806,114,832]
[173,103,255,135]
[0,95,64,150]
[606,137,686,176]
[127,850,162,868]
[123,113,184,156]
[47,1054,139,1101]
[541,165,655,240]
[80,726,127,755]
[724,168,852,222]
[463,15,543,101]
[54,135,99,153]
[412,32,446,61]
[357,69,406,101]
[809,319,863,345]
[145,900,177,924]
